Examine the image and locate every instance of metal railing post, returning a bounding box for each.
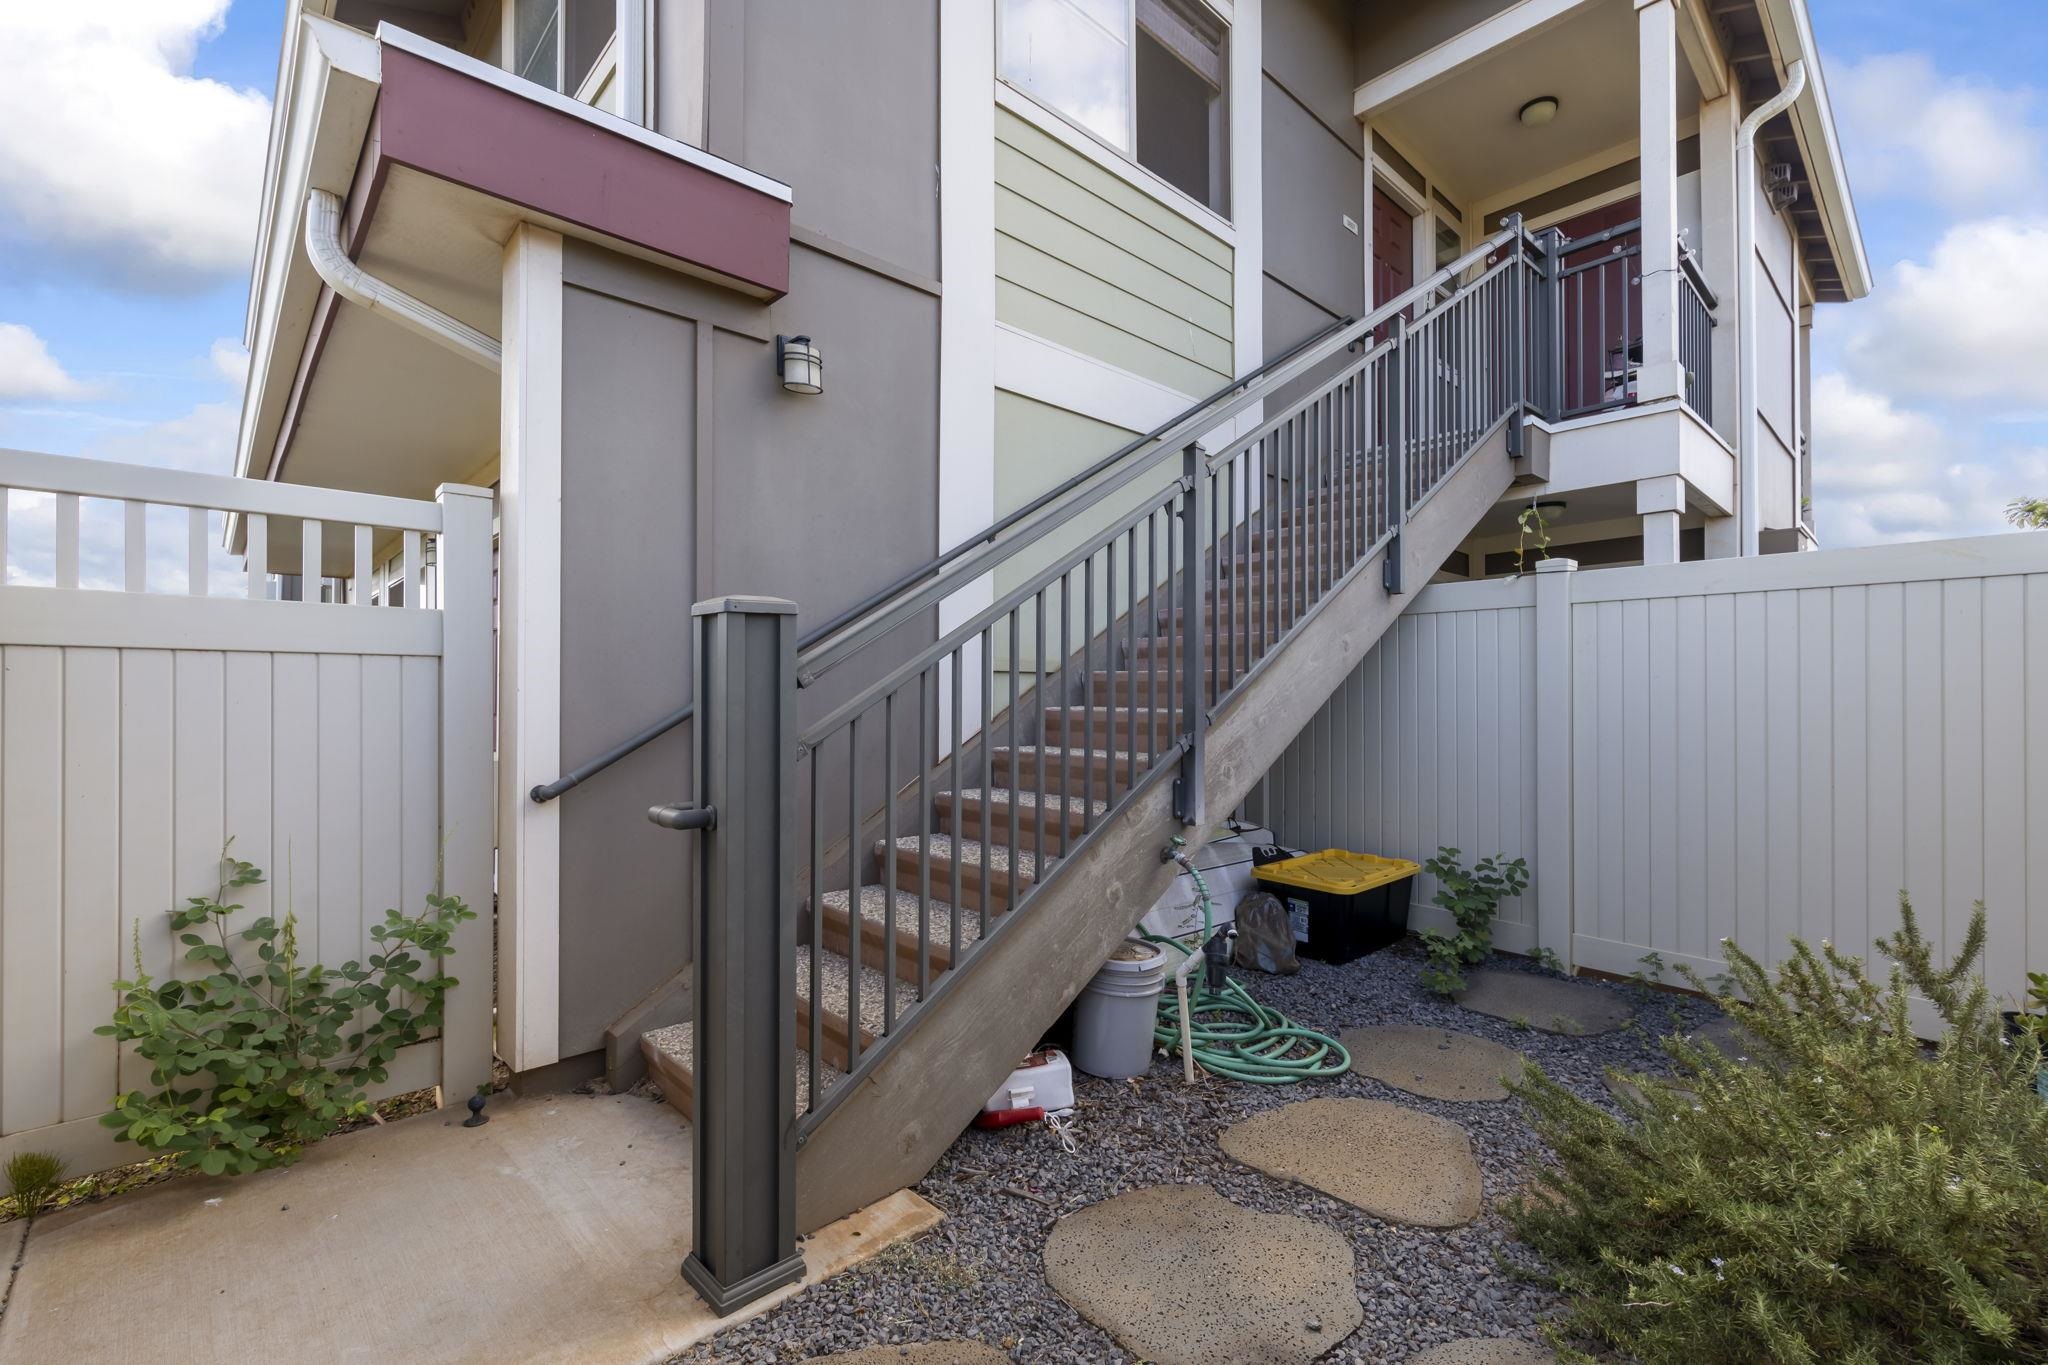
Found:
[1175,441,1206,826]
[1383,315,1407,596]
[673,594,803,1315]
[1542,227,1566,421]
[1504,213,1527,458]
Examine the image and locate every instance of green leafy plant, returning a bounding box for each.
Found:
[4,1151,67,1220]
[1506,898,2048,1363]
[1528,946,1566,976]
[98,844,475,1176]
[1514,500,1553,573]
[1417,847,1530,995]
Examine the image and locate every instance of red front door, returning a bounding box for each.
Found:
[1554,196,1643,414]
[1372,187,1414,309]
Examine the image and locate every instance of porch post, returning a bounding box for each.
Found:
[1698,93,1742,445]
[1637,475,1684,566]
[434,482,499,1101]
[1532,556,1578,971]
[1635,0,1684,405]
[680,595,804,1315]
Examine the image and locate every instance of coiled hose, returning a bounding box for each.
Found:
[1140,837,1351,1084]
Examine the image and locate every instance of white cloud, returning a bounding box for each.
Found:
[210,337,251,389]
[1838,217,2048,409]
[0,2,272,290]
[1809,372,2042,545]
[1834,54,2043,206]
[0,322,90,399]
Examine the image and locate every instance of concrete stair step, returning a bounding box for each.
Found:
[934,786,1104,861]
[1041,706,1178,753]
[990,745,1143,800]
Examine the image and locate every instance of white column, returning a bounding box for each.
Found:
[1532,556,1578,970]
[435,481,499,1099]
[498,223,565,1072]
[1698,92,1740,443]
[936,0,997,747]
[1638,474,1684,565]
[1635,0,1683,404]
[1703,515,1740,558]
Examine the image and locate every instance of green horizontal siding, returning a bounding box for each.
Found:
[992,390,1179,671]
[995,107,1233,394]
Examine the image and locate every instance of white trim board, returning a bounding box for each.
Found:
[994,324,1196,432]
[1353,0,1602,118]
[497,224,564,1072]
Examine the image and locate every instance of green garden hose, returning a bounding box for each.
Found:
[1141,837,1351,1084]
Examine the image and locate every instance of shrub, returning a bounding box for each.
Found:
[98,845,475,1176]
[1417,847,1529,995]
[4,1151,67,1219]
[1506,898,2048,1364]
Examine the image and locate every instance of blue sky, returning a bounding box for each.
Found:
[1,1,2044,551]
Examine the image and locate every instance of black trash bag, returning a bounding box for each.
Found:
[1232,891,1300,975]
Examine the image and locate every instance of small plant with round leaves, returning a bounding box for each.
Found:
[1417,846,1530,996]
[98,843,475,1176]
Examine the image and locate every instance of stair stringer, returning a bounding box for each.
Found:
[792,425,1518,1233]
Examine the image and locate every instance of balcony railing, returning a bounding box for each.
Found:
[1536,217,1717,426]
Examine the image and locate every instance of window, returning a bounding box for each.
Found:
[514,0,617,102]
[999,0,1228,216]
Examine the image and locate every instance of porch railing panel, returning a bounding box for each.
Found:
[1553,218,1642,420]
[1678,249,1718,425]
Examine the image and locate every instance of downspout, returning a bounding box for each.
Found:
[1734,59,1805,556]
[303,189,501,371]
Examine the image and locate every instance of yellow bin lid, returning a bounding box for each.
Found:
[1254,849,1419,895]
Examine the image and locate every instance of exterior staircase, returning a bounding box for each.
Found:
[639,220,1546,1299]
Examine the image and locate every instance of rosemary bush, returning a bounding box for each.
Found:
[1508,898,2048,1364]
[98,846,474,1175]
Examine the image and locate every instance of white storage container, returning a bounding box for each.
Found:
[1138,827,1273,941]
[982,1048,1075,1116]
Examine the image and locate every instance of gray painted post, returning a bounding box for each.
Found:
[1382,315,1407,596]
[1531,557,1578,970]
[680,595,804,1314]
[434,482,498,1102]
[1176,442,1206,826]
[1504,213,1526,459]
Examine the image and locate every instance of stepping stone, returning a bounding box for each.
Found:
[1342,1025,1529,1101]
[1044,1184,1362,1364]
[1219,1098,1482,1228]
[1406,1340,1555,1364]
[1453,969,1632,1035]
[813,1344,1012,1364]
[1687,1012,1766,1062]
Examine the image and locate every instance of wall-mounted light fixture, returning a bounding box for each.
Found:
[1518,96,1560,128]
[776,334,823,395]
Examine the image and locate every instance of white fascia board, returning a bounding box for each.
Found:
[1756,0,1872,299]
[233,15,383,482]
[1353,0,1601,119]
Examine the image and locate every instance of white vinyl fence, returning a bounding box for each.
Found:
[0,450,495,1174]
[1255,534,2048,1018]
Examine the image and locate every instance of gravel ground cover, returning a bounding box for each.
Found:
[672,943,1719,1364]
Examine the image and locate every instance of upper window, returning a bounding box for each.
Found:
[999,0,1229,217]
[515,0,617,101]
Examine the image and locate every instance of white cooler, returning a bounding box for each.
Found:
[1138,826,1273,941]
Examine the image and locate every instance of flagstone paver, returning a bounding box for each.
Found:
[1219,1097,1483,1228]
[1342,1025,1530,1101]
[1043,1183,1362,1364]
[813,1343,1012,1364]
[1453,969,1633,1035]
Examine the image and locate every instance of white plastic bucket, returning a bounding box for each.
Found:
[1072,941,1169,1079]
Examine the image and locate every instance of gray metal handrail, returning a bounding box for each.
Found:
[796,220,1541,689]
[783,217,1542,1140]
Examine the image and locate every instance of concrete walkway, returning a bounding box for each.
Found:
[0,1093,938,1365]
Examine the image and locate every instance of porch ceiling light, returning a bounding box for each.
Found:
[1518,96,1560,128]
[776,334,823,395]
[1536,499,1568,515]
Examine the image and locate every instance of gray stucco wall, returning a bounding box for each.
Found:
[548,1,941,1063]
[1263,0,1365,361]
